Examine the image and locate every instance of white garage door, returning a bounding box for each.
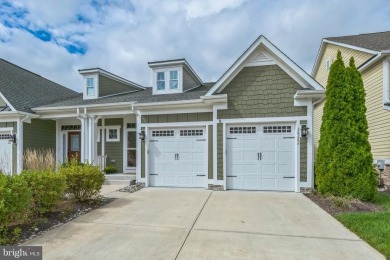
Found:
[226,124,296,191]
[149,128,207,188]
[0,134,12,175]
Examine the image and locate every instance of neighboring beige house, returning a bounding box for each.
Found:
[312,31,390,170]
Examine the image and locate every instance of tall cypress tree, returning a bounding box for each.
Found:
[315,51,377,201]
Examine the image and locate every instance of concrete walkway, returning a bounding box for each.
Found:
[24,188,384,260]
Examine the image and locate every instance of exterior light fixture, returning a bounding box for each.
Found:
[138,132,145,141]
[8,134,16,144]
[301,125,309,138]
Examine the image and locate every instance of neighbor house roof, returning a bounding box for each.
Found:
[0,59,79,114]
[35,83,215,110]
[325,31,390,52]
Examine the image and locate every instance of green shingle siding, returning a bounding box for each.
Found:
[104,118,123,173]
[142,113,212,123]
[23,119,56,151]
[99,75,139,97]
[217,65,306,119]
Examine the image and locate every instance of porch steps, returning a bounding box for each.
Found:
[104,173,136,185]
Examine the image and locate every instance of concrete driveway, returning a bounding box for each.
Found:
[24,188,384,260]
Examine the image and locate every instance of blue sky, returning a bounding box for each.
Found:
[0,0,389,92]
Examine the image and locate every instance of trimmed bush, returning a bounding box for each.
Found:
[20,170,66,215]
[103,166,116,174]
[59,159,105,202]
[316,52,377,201]
[0,174,31,226]
[0,174,30,244]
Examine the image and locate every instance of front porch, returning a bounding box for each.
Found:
[53,112,139,175]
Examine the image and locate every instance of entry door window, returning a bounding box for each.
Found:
[71,135,80,151]
[127,129,136,167]
[68,132,81,162]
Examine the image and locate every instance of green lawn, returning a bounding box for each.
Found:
[336,192,390,258]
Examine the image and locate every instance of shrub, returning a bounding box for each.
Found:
[0,174,31,226]
[103,166,116,174]
[58,158,105,202]
[20,170,66,215]
[316,52,377,201]
[0,174,31,244]
[24,148,55,171]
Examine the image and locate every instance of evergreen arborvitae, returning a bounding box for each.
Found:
[315,51,377,201]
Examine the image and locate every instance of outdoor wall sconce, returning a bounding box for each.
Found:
[301,125,309,138]
[8,134,16,144]
[138,132,145,141]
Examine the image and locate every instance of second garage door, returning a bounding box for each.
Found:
[149,128,207,188]
[226,124,296,191]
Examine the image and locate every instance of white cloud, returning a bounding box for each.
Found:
[0,0,389,93]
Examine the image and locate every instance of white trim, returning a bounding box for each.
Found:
[206,35,323,96]
[220,116,307,124]
[222,122,227,191]
[55,120,60,167]
[153,67,183,95]
[141,121,212,128]
[106,125,121,142]
[0,91,16,111]
[34,102,135,112]
[0,127,14,133]
[359,53,383,72]
[295,120,301,192]
[83,74,99,100]
[144,126,149,187]
[101,118,105,161]
[323,39,379,55]
[123,117,137,174]
[383,58,390,104]
[16,118,23,173]
[136,113,142,182]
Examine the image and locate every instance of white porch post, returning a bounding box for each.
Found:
[55,120,61,167]
[136,112,141,181]
[16,118,23,173]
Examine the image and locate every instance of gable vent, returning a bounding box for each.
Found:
[247,51,274,67]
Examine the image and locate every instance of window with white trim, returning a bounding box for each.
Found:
[153,68,182,94]
[263,125,292,134]
[106,126,120,142]
[87,78,95,96]
[170,70,178,89]
[157,72,165,90]
[229,126,256,134]
[325,57,333,71]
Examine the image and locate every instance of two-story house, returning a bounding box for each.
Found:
[312,31,390,179]
[0,35,324,192]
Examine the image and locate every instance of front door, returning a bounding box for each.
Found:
[68,131,81,162]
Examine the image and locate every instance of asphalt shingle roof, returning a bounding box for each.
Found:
[0,59,79,113]
[325,31,390,52]
[40,83,215,108]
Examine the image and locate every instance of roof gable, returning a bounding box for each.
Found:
[205,35,323,96]
[325,31,390,52]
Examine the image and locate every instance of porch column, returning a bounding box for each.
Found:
[16,118,23,173]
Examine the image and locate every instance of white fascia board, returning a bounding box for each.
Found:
[323,39,379,55]
[0,111,39,118]
[0,91,16,111]
[33,102,136,112]
[311,40,326,77]
[79,68,145,90]
[132,99,204,108]
[358,53,383,72]
[206,35,323,96]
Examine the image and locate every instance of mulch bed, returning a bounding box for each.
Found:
[4,196,116,245]
[304,192,385,216]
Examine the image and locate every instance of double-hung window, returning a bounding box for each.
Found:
[169,70,178,89]
[86,78,95,96]
[157,72,165,90]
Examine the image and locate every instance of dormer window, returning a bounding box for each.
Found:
[170,70,178,89]
[87,78,95,96]
[148,59,203,95]
[157,72,165,90]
